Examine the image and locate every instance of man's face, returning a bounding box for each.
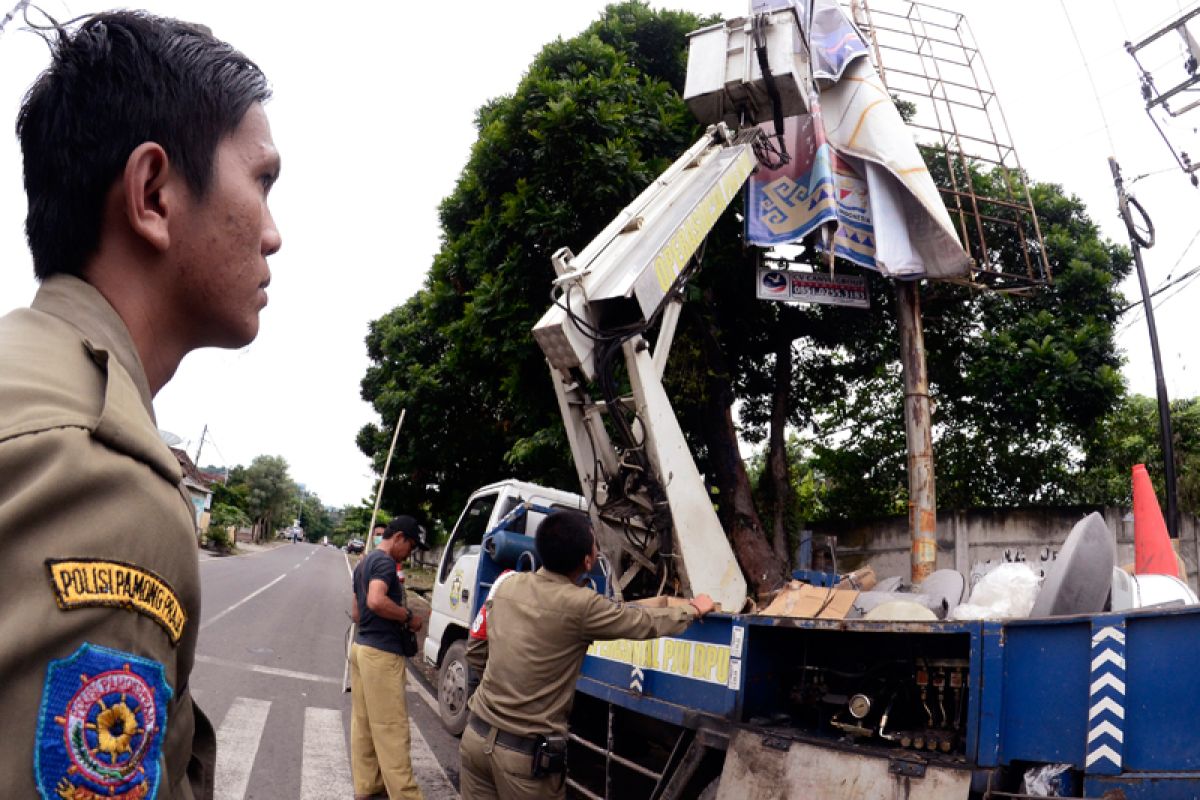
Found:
[391,536,415,562]
[172,102,282,349]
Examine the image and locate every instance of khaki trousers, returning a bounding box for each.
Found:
[350,642,425,800]
[459,722,563,800]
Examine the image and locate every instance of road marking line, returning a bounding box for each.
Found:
[407,670,440,716]
[201,573,288,630]
[301,708,354,800]
[214,697,271,800]
[195,654,342,685]
[408,703,460,799]
[343,552,354,691]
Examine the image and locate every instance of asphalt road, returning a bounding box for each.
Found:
[193,542,463,799]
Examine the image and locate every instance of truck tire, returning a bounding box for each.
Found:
[437,640,470,736]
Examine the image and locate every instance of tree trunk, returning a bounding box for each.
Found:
[695,319,788,599]
[765,338,794,566]
[701,394,788,598]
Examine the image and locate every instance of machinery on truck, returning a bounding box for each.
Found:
[424,5,1200,798]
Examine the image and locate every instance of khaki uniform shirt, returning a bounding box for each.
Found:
[0,276,215,799]
[466,568,697,737]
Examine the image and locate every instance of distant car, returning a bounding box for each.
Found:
[346,538,365,554]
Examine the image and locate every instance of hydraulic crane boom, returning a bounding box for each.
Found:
[532,123,760,611]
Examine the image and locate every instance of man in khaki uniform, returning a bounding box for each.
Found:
[460,511,715,800]
[0,12,280,799]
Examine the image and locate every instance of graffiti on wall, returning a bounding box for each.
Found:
[970,546,1059,588]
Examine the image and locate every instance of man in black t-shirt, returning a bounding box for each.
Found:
[349,515,430,800]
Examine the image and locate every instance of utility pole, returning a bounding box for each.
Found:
[897,281,938,582]
[1109,157,1179,537]
[366,409,407,552]
[193,424,207,466]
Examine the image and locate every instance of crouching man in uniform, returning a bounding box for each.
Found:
[0,12,280,799]
[460,510,715,800]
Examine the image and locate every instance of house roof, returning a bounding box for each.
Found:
[169,447,213,495]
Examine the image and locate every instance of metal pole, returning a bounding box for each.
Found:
[366,408,407,553]
[896,281,937,583]
[193,424,207,466]
[1109,157,1179,537]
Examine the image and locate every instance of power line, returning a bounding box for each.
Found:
[0,1,28,37]
[1060,0,1118,155]
[1119,262,1200,331]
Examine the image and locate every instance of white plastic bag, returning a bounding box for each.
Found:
[950,563,1040,620]
[1021,762,1071,796]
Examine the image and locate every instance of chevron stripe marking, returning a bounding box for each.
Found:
[1087,720,1125,744]
[1089,697,1126,720]
[1085,744,1122,768]
[1091,650,1127,671]
[1092,627,1125,646]
[1090,673,1126,695]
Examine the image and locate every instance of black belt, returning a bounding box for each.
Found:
[468,712,540,754]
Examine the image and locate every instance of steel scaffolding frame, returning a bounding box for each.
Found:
[849,0,1051,290]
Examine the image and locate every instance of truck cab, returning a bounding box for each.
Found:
[423,478,586,733]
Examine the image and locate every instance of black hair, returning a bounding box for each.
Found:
[535,511,595,575]
[17,10,271,279]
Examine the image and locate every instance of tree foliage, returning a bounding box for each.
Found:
[298,491,334,542]
[1074,394,1200,512]
[234,455,297,542]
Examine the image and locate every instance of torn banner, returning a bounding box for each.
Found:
[743,107,878,271]
[744,2,970,280]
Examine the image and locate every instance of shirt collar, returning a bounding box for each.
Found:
[536,567,576,585]
[31,275,155,421]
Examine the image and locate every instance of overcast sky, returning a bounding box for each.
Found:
[0,1,1196,509]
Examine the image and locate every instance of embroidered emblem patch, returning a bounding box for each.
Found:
[35,642,172,800]
[46,559,187,646]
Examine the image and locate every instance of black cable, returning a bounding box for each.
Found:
[751,14,791,169]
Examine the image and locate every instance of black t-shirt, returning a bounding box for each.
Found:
[353,548,408,655]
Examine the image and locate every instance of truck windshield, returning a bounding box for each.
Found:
[440,493,498,582]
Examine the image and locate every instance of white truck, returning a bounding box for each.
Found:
[422,479,585,734]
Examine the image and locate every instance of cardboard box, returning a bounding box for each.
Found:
[759,581,859,619]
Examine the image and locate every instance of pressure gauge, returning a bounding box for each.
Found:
[848,693,872,719]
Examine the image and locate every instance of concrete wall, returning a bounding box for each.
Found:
[808,506,1200,593]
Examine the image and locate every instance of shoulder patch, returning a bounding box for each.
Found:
[35,642,173,800]
[46,559,187,646]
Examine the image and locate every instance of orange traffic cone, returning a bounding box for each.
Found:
[1132,463,1180,577]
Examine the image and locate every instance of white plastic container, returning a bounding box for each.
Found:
[684,10,811,126]
[1110,568,1199,611]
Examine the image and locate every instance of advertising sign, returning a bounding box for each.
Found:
[756,268,869,308]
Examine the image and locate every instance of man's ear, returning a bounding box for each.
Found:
[122,142,175,252]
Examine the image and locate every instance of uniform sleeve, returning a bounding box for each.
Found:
[466,632,489,684]
[0,426,206,799]
[578,595,698,642]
